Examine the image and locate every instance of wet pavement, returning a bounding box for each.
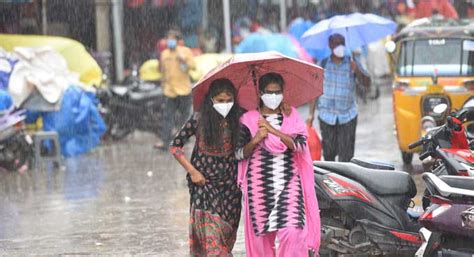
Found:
[0,81,425,256]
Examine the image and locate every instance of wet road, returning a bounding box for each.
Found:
[0,82,425,256]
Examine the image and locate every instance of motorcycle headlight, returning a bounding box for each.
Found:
[421,116,437,133]
[421,95,450,119]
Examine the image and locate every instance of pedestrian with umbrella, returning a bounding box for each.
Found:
[169,78,243,256]
[303,13,397,162]
[235,72,321,257]
[192,51,323,256]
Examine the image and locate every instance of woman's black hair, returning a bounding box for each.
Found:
[199,78,241,150]
[258,72,284,93]
[258,72,284,108]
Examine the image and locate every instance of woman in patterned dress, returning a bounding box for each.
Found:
[236,72,320,257]
[170,79,242,257]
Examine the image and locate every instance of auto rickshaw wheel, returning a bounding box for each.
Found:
[401,151,413,165]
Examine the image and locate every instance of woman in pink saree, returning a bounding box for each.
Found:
[235,72,321,257]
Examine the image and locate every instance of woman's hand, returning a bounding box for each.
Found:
[259,116,296,151]
[243,127,268,159]
[258,117,276,134]
[190,170,206,185]
[253,127,268,143]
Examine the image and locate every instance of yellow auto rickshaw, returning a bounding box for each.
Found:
[387,18,474,164]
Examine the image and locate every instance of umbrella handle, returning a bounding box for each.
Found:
[251,69,258,88]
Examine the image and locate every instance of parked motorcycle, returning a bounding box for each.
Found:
[415,172,474,257]
[314,159,423,256]
[461,97,474,146]
[0,106,33,171]
[96,65,166,141]
[407,103,474,210]
[409,103,472,174]
[419,98,474,149]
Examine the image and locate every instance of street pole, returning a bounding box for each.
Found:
[95,0,111,52]
[202,0,208,31]
[42,0,47,34]
[112,0,124,82]
[279,0,287,32]
[223,0,231,53]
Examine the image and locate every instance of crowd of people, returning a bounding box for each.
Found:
[152,0,470,255]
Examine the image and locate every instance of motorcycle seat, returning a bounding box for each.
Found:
[111,86,129,96]
[129,87,163,101]
[314,161,417,197]
[439,175,474,191]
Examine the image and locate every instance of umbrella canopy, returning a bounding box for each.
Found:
[288,18,331,61]
[288,17,314,41]
[192,51,324,111]
[235,33,313,63]
[302,13,397,50]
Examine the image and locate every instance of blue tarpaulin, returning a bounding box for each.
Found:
[0,58,17,90]
[0,90,13,111]
[27,86,106,157]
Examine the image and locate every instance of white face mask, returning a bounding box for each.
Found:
[213,102,234,118]
[261,93,283,110]
[333,45,345,58]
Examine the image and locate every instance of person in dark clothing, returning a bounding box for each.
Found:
[170,78,242,256]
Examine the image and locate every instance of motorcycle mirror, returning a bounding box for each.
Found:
[433,104,448,114]
[385,41,396,53]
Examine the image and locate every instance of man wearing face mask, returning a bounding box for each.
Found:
[155,29,196,150]
[307,33,369,162]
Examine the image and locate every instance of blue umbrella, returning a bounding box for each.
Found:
[288,18,331,60]
[235,33,300,59]
[302,13,397,50]
[288,18,331,61]
[288,18,314,41]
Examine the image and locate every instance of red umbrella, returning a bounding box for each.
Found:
[192,51,324,111]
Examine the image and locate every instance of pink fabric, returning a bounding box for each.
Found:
[247,144,302,234]
[287,35,315,64]
[238,107,321,255]
[246,149,266,231]
[245,227,309,257]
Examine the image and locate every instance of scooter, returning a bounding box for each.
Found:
[415,172,474,257]
[96,65,166,140]
[0,106,33,171]
[460,97,474,147]
[409,103,472,176]
[314,159,423,256]
[408,104,474,209]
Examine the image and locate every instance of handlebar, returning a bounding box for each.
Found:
[408,139,424,150]
[419,151,431,161]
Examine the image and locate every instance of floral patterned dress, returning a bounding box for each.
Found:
[170,114,242,257]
